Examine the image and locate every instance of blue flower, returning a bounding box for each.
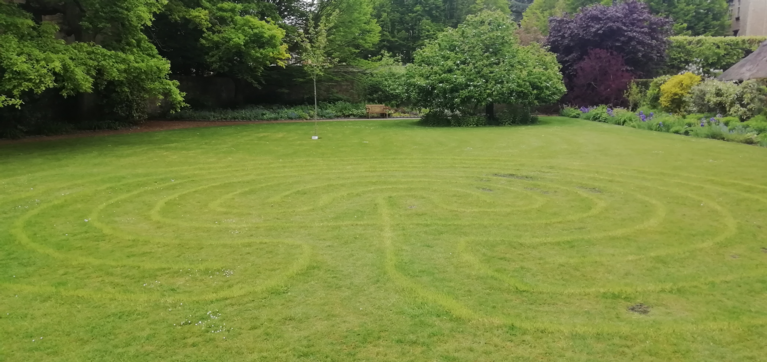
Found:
[659,122,663,127]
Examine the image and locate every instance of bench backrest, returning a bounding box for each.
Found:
[366,105,387,113]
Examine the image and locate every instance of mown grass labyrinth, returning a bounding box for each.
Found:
[1,118,767,361]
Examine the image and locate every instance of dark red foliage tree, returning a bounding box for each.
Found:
[546,0,673,79]
[568,49,634,106]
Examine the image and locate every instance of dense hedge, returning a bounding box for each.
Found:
[665,36,767,75]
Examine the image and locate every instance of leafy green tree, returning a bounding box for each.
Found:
[372,0,509,63]
[643,0,729,36]
[0,0,183,120]
[521,0,730,36]
[316,0,381,64]
[372,0,446,62]
[301,11,338,135]
[150,0,291,84]
[406,11,566,120]
[519,0,566,36]
[564,0,610,13]
[361,52,407,105]
[510,0,535,22]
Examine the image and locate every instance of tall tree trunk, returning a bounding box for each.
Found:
[313,76,318,137]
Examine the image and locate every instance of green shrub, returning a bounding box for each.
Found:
[582,105,610,122]
[0,126,25,139]
[665,36,767,76]
[625,81,645,111]
[744,115,767,133]
[685,79,766,120]
[31,121,73,136]
[660,73,702,114]
[644,76,671,109]
[167,102,378,121]
[452,115,488,127]
[418,111,451,126]
[76,120,130,131]
[498,105,538,125]
[720,117,740,127]
[689,121,735,140]
[728,80,767,121]
[362,54,408,106]
[685,79,737,115]
[613,108,640,125]
[669,126,685,134]
[418,111,489,127]
[560,107,581,118]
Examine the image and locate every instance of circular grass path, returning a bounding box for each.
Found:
[1,118,766,361]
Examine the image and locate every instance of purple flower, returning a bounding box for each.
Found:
[700,118,706,127]
[710,117,717,124]
[659,121,663,127]
[607,108,614,117]
[580,107,589,113]
[640,114,646,122]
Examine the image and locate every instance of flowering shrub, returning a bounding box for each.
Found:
[728,81,767,121]
[686,80,766,120]
[575,103,767,147]
[685,80,737,116]
[660,73,702,114]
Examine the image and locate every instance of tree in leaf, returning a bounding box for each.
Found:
[300,11,338,136]
[314,0,380,64]
[406,11,565,121]
[0,0,184,121]
[643,0,730,36]
[568,49,634,106]
[518,0,566,41]
[547,0,672,79]
[149,0,291,84]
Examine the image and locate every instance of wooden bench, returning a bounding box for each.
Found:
[366,104,390,118]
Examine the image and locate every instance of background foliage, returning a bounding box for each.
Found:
[665,36,767,76]
[568,49,633,107]
[547,0,673,79]
[406,11,565,122]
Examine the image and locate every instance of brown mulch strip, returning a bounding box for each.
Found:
[0,118,416,145]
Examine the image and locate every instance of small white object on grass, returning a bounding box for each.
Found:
[312,136,319,140]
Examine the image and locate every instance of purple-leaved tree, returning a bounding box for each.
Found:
[547,0,673,79]
[569,49,634,106]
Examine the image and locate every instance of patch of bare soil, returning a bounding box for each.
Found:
[577,186,603,194]
[628,303,651,315]
[493,173,535,180]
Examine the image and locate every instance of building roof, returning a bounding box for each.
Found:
[718,40,767,81]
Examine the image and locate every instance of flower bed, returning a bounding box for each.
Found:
[562,105,767,147]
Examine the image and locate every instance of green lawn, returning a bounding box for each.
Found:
[1,117,766,361]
